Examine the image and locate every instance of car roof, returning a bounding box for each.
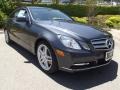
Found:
[16,6,56,12]
[25,6,52,9]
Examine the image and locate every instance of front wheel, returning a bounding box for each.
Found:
[37,41,58,73]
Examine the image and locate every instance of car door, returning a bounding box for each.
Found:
[10,8,32,50]
[8,9,22,43]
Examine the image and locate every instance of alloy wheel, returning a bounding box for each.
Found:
[37,44,53,71]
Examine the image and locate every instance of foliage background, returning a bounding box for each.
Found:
[0,0,120,29]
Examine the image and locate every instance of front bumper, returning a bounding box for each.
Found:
[56,49,112,72]
[60,60,111,73]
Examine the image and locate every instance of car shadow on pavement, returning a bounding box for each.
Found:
[49,61,118,90]
[9,42,118,90]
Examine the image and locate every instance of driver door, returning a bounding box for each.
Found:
[11,9,31,50]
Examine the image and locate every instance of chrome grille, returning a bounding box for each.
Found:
[91,38,113,50]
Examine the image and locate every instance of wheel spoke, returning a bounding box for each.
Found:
[38,50,41,59]
[38,52,45,63]
[39,49,44,55]
[46,55,52,60]
[47,60,52,65]
[44,60,49,69]
[43,46,47,55]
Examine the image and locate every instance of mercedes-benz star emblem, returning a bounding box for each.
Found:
[106,39,113,49]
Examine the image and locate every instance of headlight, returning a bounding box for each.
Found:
[58,35,81,50]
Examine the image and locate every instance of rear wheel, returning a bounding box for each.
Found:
[4,30,11,44]
[37,41,58,73]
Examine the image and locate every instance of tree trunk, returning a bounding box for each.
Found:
[52,0,59,4]
[32,0,36,5]
[86,0,97,24]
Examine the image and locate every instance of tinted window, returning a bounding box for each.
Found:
[10,9,28,18]
[17,10,26,18]
[30,8,72,21]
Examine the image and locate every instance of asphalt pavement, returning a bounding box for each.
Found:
[0,30,120,90]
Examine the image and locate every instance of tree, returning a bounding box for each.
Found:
[52,0,59,4]
[32,0,35,4]
[70,0,76,3]
[31,0,40,4]
[0,0,14,13]
[85,0,97,25]
[15,0,21,7]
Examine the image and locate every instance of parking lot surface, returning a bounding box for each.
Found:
[0,30,120,90]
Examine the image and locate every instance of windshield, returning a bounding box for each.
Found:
[29,8,73,21]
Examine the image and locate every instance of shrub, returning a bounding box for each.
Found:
[105,16,120,28]
[0,0,15,15]
[105,20,114,28]
[108,16,120,24]
[73,15,120,29]
[2,3,120,17]
[0,10,7,28]
[27,4,120,17]
[72,17,88,24]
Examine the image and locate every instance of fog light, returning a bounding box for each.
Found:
[55,49,64,57]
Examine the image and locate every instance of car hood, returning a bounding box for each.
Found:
[36,20,111,40]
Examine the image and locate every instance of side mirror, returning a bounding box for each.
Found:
[16,16,28,22]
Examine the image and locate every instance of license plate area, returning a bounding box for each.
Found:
[105,50,113,61]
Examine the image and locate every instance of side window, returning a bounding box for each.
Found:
[12,9,28,18]
[17,10,26,18]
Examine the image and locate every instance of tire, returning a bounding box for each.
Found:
[37,41,58,74]
[4,30,12,44]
